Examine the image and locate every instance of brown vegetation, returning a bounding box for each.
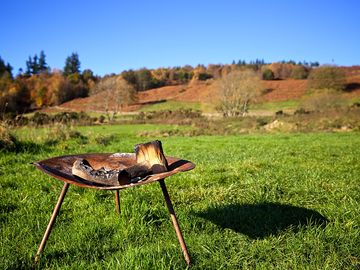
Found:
[216,70,264,116]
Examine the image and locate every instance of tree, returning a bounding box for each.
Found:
[38,50,49,72]
[25,51,49,75]
[307,66,346,91]
[217,70,264,117]
[26,55,37,75]
[121,69,137,86]
[136,68,153,91]
[268,62,294,79]
[63,52,81,76]
[291,65,309,79]
[93,75,136,121]
[0,56,13,79]
[81,69,94,82]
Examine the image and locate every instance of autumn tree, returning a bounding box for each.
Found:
[307,66,346,91]
[93,75,136,121]
[217,70,264,117]
[207,64,222,79]
[121,69,137,86]
[0,75,31,113]
[192,65,212,81]
[136,68,154,91]
[63,52,81,76]
[291,65,309,79]
[81,69,94,82]
[268,63,295,79]
[152,68,170,83]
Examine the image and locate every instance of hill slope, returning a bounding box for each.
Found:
[57,68,360,113]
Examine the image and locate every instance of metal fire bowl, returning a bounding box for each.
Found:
[33,153,195,190]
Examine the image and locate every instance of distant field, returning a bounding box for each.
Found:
[139,100,202,112]
[251,100,300,112]
[1,125,359,269]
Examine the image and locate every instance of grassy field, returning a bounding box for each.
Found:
[1,124,359,269]
[139,100,202,112]
[251,100,300,112]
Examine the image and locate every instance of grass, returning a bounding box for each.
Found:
[139,100,203,112]
[1,124,359,269]
[251,100,300,112]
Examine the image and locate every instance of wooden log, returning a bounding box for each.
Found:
[117,140,168,184]
[135,140,168,173]
[72,140,168,185]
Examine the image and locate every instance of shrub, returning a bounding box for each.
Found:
[299,89,344,112]
[31,112,51,126]
[307,66,346,91]
[94,134,116,146]
[136,109,203,121]
[262,69,275,80]
[291,66,309,79]
[0,124,17,150]
[98,115,106,123]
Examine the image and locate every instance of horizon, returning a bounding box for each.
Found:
[1,0,359,76]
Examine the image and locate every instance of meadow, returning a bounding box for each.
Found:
[1,124,359,269]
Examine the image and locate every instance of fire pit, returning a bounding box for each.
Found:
[33,153,195,266]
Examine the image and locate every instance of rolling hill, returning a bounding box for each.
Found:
[54,67,360,114]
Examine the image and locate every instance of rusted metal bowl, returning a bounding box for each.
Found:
[33,153,195,190]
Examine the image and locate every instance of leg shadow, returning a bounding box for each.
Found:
[196,202,328,239]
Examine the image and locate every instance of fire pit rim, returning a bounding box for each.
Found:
[33,153,195,190]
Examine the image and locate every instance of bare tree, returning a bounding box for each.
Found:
[217,70,263,117]
[93,75,136,121]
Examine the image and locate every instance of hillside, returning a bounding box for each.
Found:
[56,67,360,113]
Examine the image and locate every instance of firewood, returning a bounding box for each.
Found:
[135,140,168,173]
[72,140,168,186]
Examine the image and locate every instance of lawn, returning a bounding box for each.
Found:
[1,124,359,269]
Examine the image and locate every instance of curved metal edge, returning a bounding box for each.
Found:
[33,154,196,190]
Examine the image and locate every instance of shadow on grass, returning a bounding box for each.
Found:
[1,140,48,154]
[345,82,360,92]
[0,203,18,223]
[41,226,119,265]
[196,202,328,239]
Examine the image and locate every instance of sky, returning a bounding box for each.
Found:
[1,0,359,76]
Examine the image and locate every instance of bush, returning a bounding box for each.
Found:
[262,69,275,80]
[197,73,213,81]
[308,66,346,91]
[291,66,309,79]
[299,89,344,112]
[31,112,51,126]
[94,134,116,146]
[136,109,203,121]
[0,124,17,150]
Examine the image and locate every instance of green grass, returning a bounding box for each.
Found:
[140,100,203,112]
[1,125,360,269]
[251,100,300,112]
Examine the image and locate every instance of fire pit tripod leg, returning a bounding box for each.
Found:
[159,179,191,266]
[114,190,121,214]
[35,182,70,264]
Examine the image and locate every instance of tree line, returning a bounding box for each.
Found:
[1,50,342,115]
[0,52,97,113]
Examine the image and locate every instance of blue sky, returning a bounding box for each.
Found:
[1,0,359,76]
